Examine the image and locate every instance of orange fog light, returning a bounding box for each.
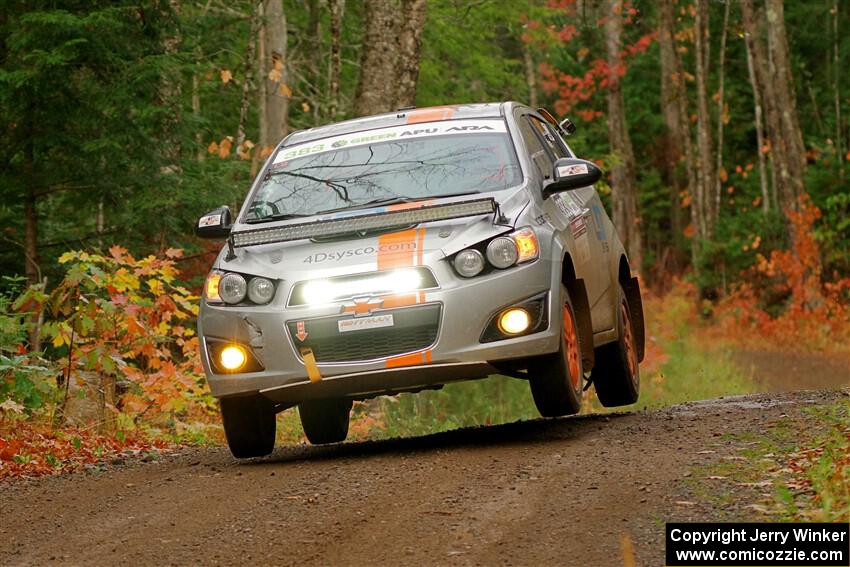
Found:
[219,345,247,371]
[498,308,531,335]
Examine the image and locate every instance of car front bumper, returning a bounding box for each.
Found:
[198,256,562,404]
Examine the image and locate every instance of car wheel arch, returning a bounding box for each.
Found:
[560,252,595,370]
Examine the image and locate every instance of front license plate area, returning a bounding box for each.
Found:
[337,314,394,333]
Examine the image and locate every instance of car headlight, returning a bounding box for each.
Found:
[248,277,275,304]
[219,273,248,304]
[486,237,519,269]
[454,249,485,278]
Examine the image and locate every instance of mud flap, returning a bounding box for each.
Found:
[565,278,595,370]
[622,276,645,362]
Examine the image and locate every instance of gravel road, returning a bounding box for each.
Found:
[1,389,846,567]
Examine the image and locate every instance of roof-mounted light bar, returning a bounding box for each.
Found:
[231,198,496,248]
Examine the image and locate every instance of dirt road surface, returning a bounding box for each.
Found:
[1,389,846,567]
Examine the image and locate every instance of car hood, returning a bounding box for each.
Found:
[214,187,532,281]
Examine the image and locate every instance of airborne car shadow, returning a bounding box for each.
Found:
[245,411,635,466]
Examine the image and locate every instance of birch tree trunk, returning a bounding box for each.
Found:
[659,0,697,262]
[523,44,538,109]
[328,0,343,119]
[605,0,642,274]
[835,0,844,179]
[765,0,805,211]
[236,3,261,148]
[354,0,401,116]
[713,0,730,229]
[693,0,715,240]
[395,0,427,108]
[744,31,771,216]
[263,0,289,145]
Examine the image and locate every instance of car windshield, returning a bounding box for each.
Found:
[245,119,521,221]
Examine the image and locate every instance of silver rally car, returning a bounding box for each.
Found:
[195,102,645,458]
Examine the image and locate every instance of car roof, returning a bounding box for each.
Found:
[283,102,522,147]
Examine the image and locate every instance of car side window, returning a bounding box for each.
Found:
[529,115,570,159]
[517,115,554,179]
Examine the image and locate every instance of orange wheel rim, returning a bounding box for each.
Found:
[621,302,638,380]
[563,304,581,389]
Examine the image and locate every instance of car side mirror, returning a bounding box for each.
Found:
[195,206,232,239]
[543,158,602,197]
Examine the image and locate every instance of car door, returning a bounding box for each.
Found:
[522,114,613,332]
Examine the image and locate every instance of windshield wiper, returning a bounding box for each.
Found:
[244,213,310,225]
[316,191,480,216]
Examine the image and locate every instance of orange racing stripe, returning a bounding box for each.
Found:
[406,107,455,124]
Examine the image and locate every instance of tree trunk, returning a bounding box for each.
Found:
[744,29,771,216]
[236,3,261,148]
[395,0,427,108]
[713,0,730,229]
[263,0,289,145]
[765,0,806,211]
[328,0,343,119]
[834,0,843,179]
[658,0,696,263]
[604,0,642,274]
[693,0,715,240]
[523,43,538,109]
[741,0,784,212]
[354,0,401,116]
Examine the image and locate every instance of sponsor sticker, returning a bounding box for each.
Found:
[552,193,584,220]
[272,120,508,165]
[198,214,221,228]
[557,163,589,177]
[338,314,394,333]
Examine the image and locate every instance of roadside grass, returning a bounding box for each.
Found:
[694,397,850,522]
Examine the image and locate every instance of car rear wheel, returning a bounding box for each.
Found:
[220,395,277,458]
[299,398,352,444]
[592,284,640,407]
[528,284,584,417]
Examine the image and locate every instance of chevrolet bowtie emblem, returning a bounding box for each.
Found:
[341,296,384,316]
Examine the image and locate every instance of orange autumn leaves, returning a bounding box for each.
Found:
[35,247,210,420]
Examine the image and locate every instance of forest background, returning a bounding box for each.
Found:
[0,0,848,502]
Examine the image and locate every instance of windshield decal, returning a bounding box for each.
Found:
[272,120,507,166]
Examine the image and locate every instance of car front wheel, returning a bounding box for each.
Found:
[528,284,584,417]
[299,398,352,444]
[220,395,277,458]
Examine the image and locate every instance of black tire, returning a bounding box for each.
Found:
[528,284,584,417]
[592,284,640,407]
[220,395,277,458]
[299,398,352,445]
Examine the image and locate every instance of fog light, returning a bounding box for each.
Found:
[498,308,530,335]
[219,345,247,371]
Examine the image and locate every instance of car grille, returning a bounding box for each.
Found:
[287,304,440,363]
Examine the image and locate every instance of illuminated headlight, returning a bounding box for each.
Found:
[248,277,275,304]
[486,237,519,269]
[300,268,423,305]
[454,249,485,278]
[219,273,247,304]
